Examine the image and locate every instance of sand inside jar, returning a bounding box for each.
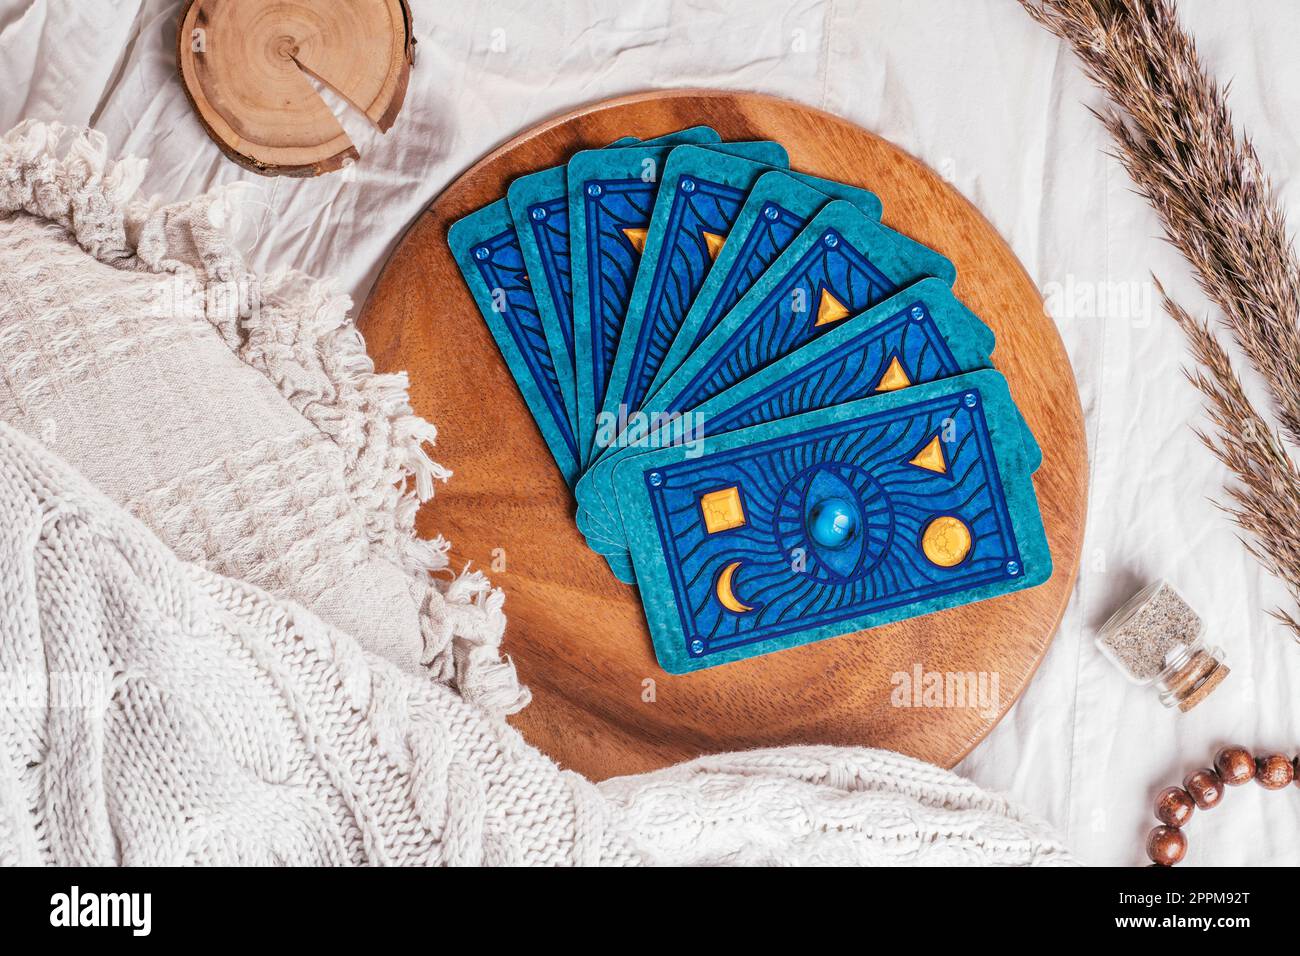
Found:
[1099,582,1202,680]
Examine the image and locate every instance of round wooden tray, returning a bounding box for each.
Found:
[359,90,1087,779]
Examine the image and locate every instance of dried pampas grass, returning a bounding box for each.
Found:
[1022,0,1300,635]
[1163,288,1300,632]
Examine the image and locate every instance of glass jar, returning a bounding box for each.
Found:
[1095,580,1229,712]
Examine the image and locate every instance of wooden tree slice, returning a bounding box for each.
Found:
[178,0,414,176]
[359,90,1089,780]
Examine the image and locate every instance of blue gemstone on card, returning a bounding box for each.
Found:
[809,497,858,549]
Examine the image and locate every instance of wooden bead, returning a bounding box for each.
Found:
[1183,768,1224,809]
[1153,786,1195,827]
[1146,825,1187,866]
[1214,745,1256,786]
[1255,754,1294,790]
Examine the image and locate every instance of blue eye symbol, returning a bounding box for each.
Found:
[775,463,891,585]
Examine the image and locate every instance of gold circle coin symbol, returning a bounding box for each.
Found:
[921,516,972,568]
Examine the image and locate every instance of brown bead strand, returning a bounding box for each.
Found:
[1146,746,1298,865]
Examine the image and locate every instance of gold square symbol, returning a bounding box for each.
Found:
[699,486,746,534]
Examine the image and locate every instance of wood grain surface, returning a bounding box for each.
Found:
[177,0,413,176]
[358,90,1088,779]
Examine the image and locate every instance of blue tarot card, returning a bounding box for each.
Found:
[507,127,722,435]
[448,199,580,486]
[568,140,790,465]
[611,369,1051,672]
[595,146,791,450]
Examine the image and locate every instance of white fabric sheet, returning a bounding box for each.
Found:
[3,0,1298,866]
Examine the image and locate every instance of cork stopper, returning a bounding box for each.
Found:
[1178,662,1229,712]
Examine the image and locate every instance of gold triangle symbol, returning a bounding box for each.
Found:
[622,227,648,254]
[702,231,726,261]
[908,435,948,475]
[875,355,912,392]
[815,287,850,326]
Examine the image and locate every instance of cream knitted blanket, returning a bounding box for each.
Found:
[0,123,1073,865]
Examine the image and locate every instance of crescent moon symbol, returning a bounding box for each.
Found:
[715,560,754,614]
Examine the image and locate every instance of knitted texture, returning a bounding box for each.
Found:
[0,121,527,716]
[0,422,1072,865]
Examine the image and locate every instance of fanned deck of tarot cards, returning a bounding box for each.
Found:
[449,126,1051,674]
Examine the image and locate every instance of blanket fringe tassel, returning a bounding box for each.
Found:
[0,120,530,717]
